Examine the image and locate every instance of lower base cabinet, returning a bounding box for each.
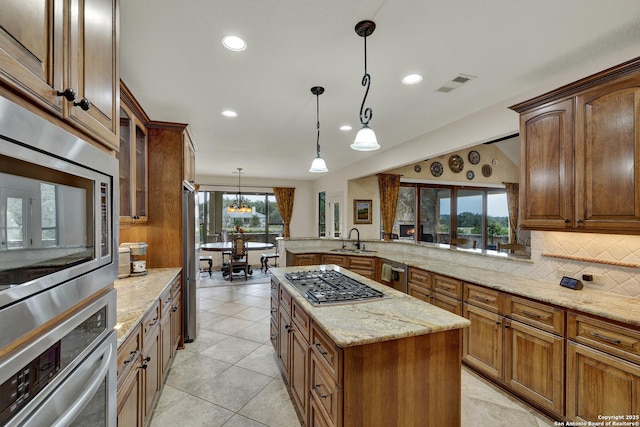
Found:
[272,277,463,427]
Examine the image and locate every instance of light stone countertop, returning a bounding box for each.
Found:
[114,268,181,346]
[270,266,471,348]
[286,246,640,329]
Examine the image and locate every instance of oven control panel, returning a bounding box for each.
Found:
[0,342,61,425]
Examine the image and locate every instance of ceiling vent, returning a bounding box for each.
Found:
[436,73,476,93]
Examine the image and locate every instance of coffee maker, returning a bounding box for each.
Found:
[119,242,148,277]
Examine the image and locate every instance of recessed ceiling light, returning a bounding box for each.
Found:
[340,125,352,131]
[402,74,423,85]
[221,110,238,118]
[222,35,246,51]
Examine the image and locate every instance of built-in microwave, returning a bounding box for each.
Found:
[0,96,119,350]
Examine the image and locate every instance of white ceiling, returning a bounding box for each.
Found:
[120,0,640,182]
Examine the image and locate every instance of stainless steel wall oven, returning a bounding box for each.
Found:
[0,96,118,426]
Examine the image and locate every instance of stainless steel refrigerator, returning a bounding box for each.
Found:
[183,187,198,342]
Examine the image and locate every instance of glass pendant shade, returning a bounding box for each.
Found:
[351,124,379,151]
[309,156,328,173]
[227,167,252,212]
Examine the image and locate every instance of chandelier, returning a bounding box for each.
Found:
[227,168,252,213]
[351,20,380,151]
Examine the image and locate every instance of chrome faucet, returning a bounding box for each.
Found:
[347,227,361,250]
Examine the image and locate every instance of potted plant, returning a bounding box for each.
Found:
[487,223,500,250]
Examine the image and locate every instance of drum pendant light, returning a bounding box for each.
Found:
[351,20,380,151]
[309,86,329,173]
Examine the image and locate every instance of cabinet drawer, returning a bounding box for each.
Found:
[568,313,640,364]
[408,283,431,303]
[506,295,564,335]
[279,286,292,315]
[311,323,343,386]
[310,352,342,426]
[141,300,160,345]
[270,278,278,297]
[321,254,346,267]
[170,276,181,297]
[117,326,141,384]
[408,267,432,288]
[433,274,463,299]
[433,292,462,315]
[348,256,375,271]
[464,284,502,313]
[160,285,174,316]
[292,299,311,341]
[270,319,278,350]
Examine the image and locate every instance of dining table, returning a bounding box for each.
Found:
[200,241,275,277]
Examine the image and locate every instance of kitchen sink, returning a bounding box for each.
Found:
[330,248,376,254]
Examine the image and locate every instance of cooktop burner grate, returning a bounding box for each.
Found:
[284,270,387,305]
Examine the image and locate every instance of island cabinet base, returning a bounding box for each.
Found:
[340,329,462,427]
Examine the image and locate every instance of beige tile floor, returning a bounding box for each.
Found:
[149,271,557,427]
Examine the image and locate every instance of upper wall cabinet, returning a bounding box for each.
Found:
[511,57,640,234]
[119,82,149,224]
[0,0,119,150]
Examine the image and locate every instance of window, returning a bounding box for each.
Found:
[393,183,509,249]
[198,191,283,244]
[319,191,326,237]
[41,183,58,247]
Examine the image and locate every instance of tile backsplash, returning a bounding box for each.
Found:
[530,231,640,298]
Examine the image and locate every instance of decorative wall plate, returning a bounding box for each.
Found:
[430,161,443,177]
[468,150,480,165]
[466,170,474,180]
[414,164,422,173]
[482,164,493,177]
[448,155,464,173]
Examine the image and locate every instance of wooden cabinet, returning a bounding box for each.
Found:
[567,313,640,421]
[272,276,464,427]
[463,284,565,417]
[0,0,119,149]
[293,253,320,266]
[144,122,196,268]
[119,83,149,223]
[511,57,640,234]
[117,277,182,427]
[407,267,432,302]
[321,254,346,267]
[347,256,375,279]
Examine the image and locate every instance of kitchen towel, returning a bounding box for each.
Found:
[381,263,392,282]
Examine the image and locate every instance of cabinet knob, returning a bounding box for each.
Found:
[57,88,77,102]
[496,321,501,325]
[576,219,582,223]
[73,97,91,111]
[564,219,570,223]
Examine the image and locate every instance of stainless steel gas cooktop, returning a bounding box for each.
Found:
[284,270,388,306]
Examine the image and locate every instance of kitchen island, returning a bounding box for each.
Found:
[270,265,470,427]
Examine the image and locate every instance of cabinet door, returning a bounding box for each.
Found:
[142,328,161,425]
[278,309,292,378]
[67,0,119,148]
[321,254,346,267]
[575,76,640,232]
[519,98,574,229]
[117,366,142,427]
[295,254,318,266]
[171,293,182,352]
[160,313,171,379]
[505,320,564,416]
[183,131,196,184]
[0,0,64,115]
[463,303,503,380]
[290,325,309,420]
[408,283,431,303]
[567,342,640,422]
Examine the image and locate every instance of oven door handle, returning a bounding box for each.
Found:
[51,340,114,427]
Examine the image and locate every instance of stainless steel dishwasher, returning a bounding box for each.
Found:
[379,258,408,293]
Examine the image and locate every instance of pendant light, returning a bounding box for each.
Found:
[351,20,380,151]
[227,168,252,213]
[309,86,329,173]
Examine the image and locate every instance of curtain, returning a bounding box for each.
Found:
[504,182,519,243]
[378,174,401,241]
[273,187,295,237]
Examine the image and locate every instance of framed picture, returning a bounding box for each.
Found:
[353,199,372,224]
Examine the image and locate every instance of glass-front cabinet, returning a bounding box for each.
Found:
[118,101,148,223]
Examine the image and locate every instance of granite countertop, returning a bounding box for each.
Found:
[270,266,470,348]
[113,268,181,346]
[286,246,640,329]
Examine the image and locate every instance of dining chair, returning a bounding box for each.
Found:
[229,236,249,281]
[260,243,279,272]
